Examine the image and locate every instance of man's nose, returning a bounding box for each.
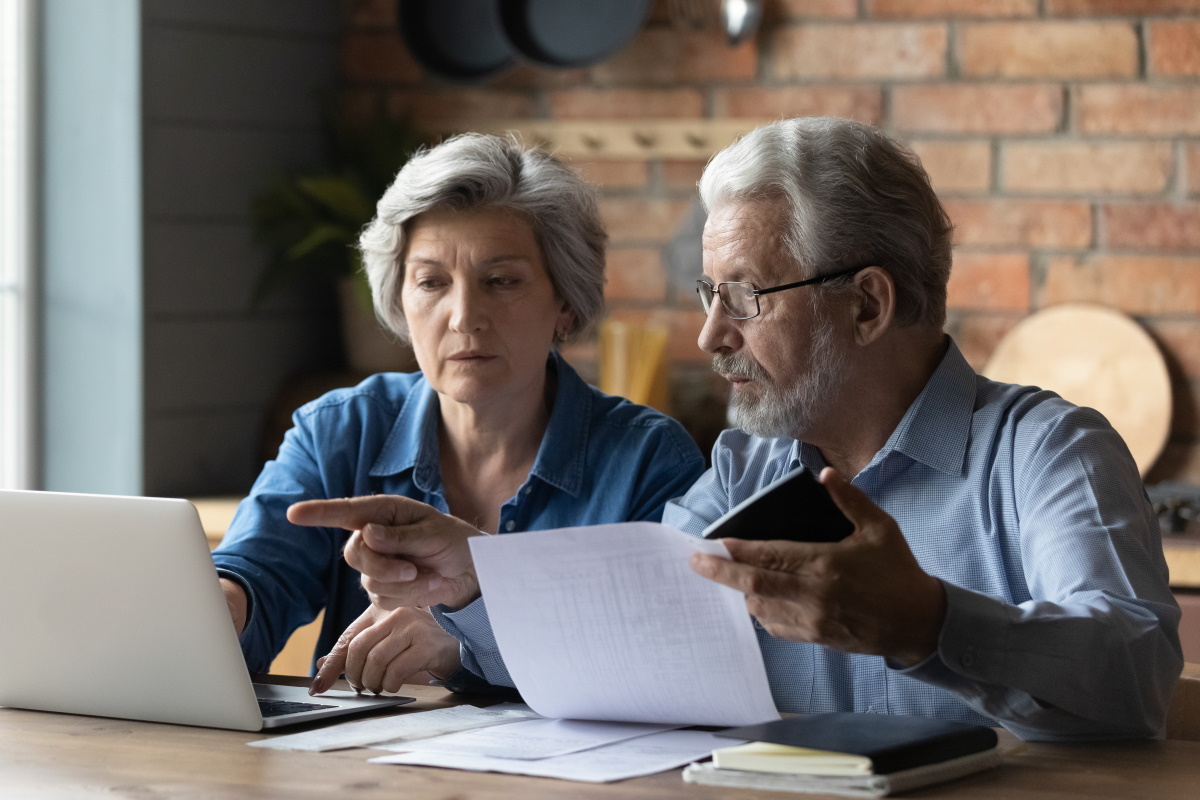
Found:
[697,298,741,355]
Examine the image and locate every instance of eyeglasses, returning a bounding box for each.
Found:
[695,264,871,320]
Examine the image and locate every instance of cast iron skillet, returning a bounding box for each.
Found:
[498,0,654,68]
[397,0,516,83]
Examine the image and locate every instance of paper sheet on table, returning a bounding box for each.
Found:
[370,730,744,783]
[373,717,679,759]
[468,521,780,726]
[247,704,537,751]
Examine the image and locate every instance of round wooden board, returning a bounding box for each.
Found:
[983,304,1171,476]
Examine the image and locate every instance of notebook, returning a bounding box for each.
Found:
[0,489,414,731]
[715,712,999,775]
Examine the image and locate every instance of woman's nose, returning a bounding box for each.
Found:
[448,285,487,333]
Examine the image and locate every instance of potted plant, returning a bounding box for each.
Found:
[252,104,427,374]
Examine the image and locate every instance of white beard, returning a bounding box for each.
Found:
[715,311,849,439]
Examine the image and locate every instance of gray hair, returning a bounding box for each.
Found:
[359,133,607,342]
[699,117,952,329]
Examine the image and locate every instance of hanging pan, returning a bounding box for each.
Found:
[498,0,654,68]
[397,0,516,83]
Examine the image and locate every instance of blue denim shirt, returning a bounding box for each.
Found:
[663,338,1181,741]
[212,352,706,678]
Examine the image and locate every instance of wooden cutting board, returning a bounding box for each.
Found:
[983,304,1172,476]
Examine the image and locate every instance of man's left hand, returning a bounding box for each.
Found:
[690,467,946,668]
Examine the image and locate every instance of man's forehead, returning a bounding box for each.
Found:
[702,200,792,280]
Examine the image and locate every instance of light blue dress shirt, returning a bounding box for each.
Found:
[212,352,706,678]
[663,338,1182,741]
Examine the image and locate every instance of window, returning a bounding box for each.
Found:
[0,0,35,489]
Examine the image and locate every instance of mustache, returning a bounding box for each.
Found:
[712,352,771,383]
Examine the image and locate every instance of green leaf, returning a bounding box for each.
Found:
[296,176,374,226]
[284,223,353,261]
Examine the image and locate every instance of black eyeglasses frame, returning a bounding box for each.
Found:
[696,263,872,321]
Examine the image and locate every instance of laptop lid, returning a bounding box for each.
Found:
[0,490,412,730]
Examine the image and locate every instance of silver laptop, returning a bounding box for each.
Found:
[0,489,414,730]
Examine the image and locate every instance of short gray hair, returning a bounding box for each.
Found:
[699,117,952,329]
[359,133,607,342]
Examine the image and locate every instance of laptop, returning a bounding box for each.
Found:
[0,489,414,730]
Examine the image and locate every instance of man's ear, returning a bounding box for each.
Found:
[849,267,895,346]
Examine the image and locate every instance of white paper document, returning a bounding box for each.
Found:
[371,730,743,783]
[247,704,537,752]
[468,521,780,726]
[374,717,679,759]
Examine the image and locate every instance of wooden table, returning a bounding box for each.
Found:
[2,678,1198,799]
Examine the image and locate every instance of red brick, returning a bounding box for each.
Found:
[492,65,589,90]
[947,252,1030,311]
[1145,440,1200,486]
[946,312,1024,371]
[1039,255,1200,314]
[959,22,1138,79]
[1149,21,1200,78]
[1147,320,1200,380]
[1048,0,1200,15]
[342,32,423,84]
[605,248,667,302]
[662,160,707,192]
[591,29,757,85]
[712,87,883,124]
[548,89,704,120]
[769,24,947,80]
[1003,142,1174,195]
[774,0,858,17]
[943,199,1091,247]
[1077,85,1200,135]
[872,0,1037,15]
[387,90,535,122]
[1103,204,1200,251]
[893,84,1062,134]
[568,159,648,190]
[346,0,395,28]
[600,199,692,244]
[1190,144,1200,195]
[909,141,991,193]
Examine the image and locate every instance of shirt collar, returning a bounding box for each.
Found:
[369,350,592,497]
[879,336,976,477]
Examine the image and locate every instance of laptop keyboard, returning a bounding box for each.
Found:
[257,698,337,717]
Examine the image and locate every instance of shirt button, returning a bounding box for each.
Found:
[960,649,976,668]
[523,486,532,495]
[504,520,516,532]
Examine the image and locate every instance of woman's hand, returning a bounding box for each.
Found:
[310,606,462,696]
[288,495,484,610]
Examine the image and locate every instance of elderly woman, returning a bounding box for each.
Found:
[213,134,705,695]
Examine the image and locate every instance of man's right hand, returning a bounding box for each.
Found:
[287,495,484,610]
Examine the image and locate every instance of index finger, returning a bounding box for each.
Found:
[287,495,432,531]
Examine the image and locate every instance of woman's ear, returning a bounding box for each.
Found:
[849,267,895,346]
[554,301,575,343]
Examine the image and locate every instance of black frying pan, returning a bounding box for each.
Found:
[397,0,516,83]
[498,0,654,68]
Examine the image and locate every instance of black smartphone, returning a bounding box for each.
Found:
[701,466,854,543]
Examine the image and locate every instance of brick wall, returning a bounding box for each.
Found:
[342,0,1200,482]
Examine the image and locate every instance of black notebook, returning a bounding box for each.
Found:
[715,712,999,775]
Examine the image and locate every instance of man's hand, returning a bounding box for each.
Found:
[287,495,484,611]
[309,606,462,696]
[220,578,248,636]
[690,467,947,668]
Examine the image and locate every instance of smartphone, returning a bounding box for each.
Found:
[701,466,854,543]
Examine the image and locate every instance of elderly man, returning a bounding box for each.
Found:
[292,118,1180,742]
